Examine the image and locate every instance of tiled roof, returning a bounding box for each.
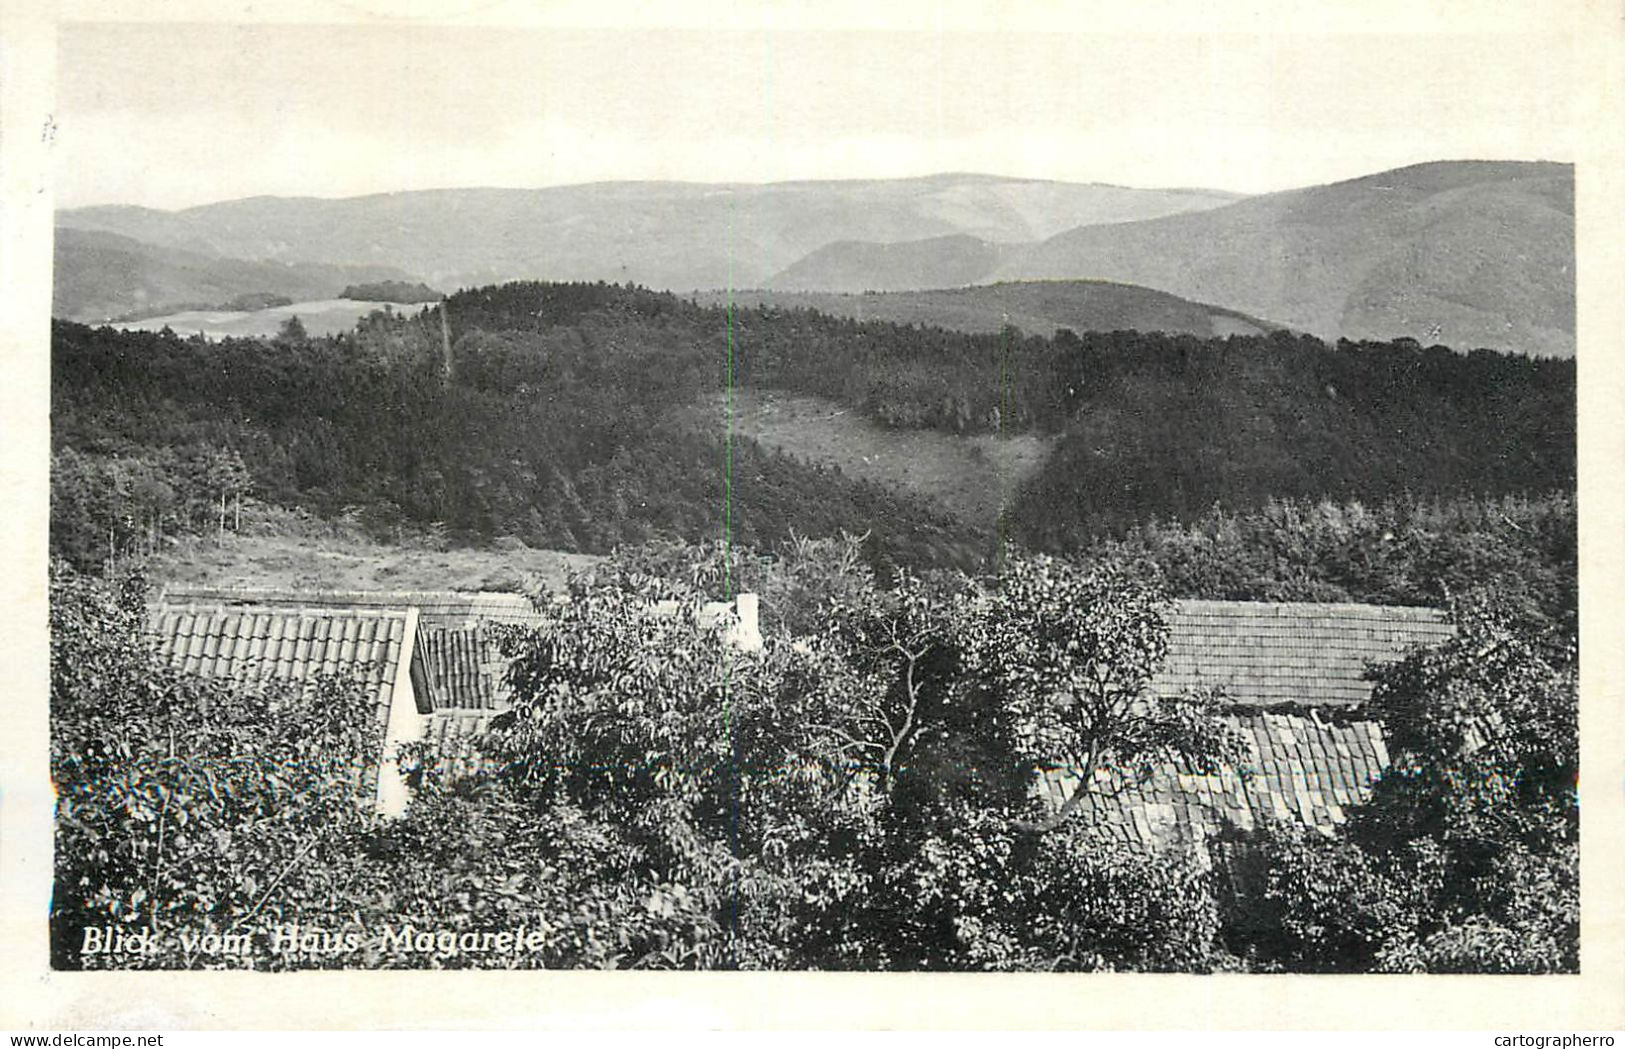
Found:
[418,625,509,710]
[146,604,416,724]
[1040,711,1391,851]
[1155,600,1452,707]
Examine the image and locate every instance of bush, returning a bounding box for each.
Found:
[50,562,384,969]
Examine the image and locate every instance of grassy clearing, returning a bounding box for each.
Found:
[718,388,1052,528]
[142,531,600,595]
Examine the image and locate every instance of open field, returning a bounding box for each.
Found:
[719,388,1052,528]
[142,531,601,595]
[112,298,417,339]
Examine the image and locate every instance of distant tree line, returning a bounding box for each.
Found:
[340,281,445,304]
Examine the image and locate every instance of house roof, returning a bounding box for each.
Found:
[146,604,426,723]
[1039,710,1391,851]
[1155,600,1452,707]
[156,587,763,711]
[418,625,509,710]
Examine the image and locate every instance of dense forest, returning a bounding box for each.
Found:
[51,305,983,572]
[52,280,1574,612]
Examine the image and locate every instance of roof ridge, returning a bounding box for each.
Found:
[160,585,531,600]
[149,601,413,619]
[1172,598,1448,617]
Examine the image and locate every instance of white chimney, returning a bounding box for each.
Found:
[729,593,763,652]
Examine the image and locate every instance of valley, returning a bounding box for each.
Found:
[112,298,418,339]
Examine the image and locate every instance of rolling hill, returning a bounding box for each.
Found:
[709,281,1282,339]
[54,227,416,323]
[56,162,1572,356]
[56,176,1240,296]
[992,160,1575,357]
[765,233,1011,293]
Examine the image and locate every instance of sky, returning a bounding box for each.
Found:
[52,18,1578,210]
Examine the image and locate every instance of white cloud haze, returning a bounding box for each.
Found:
[53,21,1577,209]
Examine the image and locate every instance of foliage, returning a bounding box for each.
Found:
[1073,492,1576,638]
[51,444,254,570]
[340,281,444,304]
[1235,600,1578,973]
[49,561,384,970]
[51,315,981,573]
[967,824,1225,972]
[403,550,1242,970]
[1010,335,1572,543]
[48,531,1577,973]
[984,557,1245,831]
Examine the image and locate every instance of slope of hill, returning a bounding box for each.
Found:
[53,227,416,323]
[56,176,1240,294]
[994,160,1575,357]
[766,234,1009,292]
[710,281,1282,339]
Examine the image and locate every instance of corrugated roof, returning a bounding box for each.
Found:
[1039,711,1390,852]
[146,604,415,724]
[1155,600,1452,707]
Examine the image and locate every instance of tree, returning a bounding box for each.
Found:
[1354,600,1578,972]
[49,563,384,969]
[433,565,814,968]
[275,314,308,344]
[769,553,1241,969]
[1238,600,1579,973]
[796,569,1010,806]
[983,556,1244,833]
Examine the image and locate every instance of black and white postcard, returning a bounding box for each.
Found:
[2,0,1622,1032]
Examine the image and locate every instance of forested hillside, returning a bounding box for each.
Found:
[53,281,1573,603]
[51,310,982,574]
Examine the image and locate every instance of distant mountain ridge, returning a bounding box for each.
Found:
[54,227,416,323]
[54,162,1573,356]
[56,175,1240,295]
[994,160,1574,356]
[753,160,1573,356]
